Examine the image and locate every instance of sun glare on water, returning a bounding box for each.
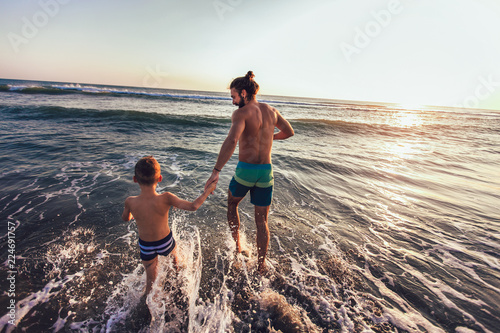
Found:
[397,102,425,111]
[394,112,424,128]
[390,104,425,128]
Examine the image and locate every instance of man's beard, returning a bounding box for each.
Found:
[238,93,245,108]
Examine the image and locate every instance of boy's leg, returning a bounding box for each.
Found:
[171,245,179,271]
[143,256,158,294]
[254,205,270,274]
[228,190,245,253]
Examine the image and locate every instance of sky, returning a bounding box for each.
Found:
[1,0,500,110]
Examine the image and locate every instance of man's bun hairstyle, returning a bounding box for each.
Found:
[230,70,260,100]
[245,71,255,80]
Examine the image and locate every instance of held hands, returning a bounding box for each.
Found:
[206,181,217,195]
[205,169,220,194]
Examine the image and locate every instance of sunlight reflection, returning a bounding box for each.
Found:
[368,109,428,234]
[392,111,424,128]
[397,102,425,111]
[386,141,416,160]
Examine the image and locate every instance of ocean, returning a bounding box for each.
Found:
[0,78,498,332]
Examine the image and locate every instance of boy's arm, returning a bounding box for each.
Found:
[122,198,132,221]
[166,183,215,211]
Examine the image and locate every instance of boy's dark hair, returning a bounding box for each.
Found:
[135,156,161,185]
[230,71,260,101]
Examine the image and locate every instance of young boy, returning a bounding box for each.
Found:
[122,156,216,294]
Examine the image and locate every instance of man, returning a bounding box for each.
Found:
[205,71,294,273]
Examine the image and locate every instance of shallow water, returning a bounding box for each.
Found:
[0,79,499,332]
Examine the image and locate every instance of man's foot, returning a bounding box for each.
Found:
[234,233,243,254]
[257,262,268,275]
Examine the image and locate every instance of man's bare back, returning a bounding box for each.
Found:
[233,101,277,165]
[210,88,293,171]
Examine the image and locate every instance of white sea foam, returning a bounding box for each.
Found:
[0,228,96,332]
[0,272,83,332]
[6,82,233,102]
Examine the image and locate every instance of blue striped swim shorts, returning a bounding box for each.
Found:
[138,231,176,261]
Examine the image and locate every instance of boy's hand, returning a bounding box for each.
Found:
[206,181,217,194]
[205,169,219,192]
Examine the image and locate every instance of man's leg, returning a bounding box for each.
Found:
[228,190,245,253]
[143,256,158,294]
[254,205,270,274]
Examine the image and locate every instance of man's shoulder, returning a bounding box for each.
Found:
[235,102,272,114]
[232,106,251,120]
[257,102,277,113]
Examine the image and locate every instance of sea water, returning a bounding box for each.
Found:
[0,79,499,332]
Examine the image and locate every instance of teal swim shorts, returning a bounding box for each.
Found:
[229,161,274,206]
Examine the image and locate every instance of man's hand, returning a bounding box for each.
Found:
[205,180,217,195]
[205,169,220,193]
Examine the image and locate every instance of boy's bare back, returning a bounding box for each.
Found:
[123,191,173,242]
[122,169,216,242]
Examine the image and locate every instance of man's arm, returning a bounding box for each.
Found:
[273,110,294,140]
[205,110,246,190]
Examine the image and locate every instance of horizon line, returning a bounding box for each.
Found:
[1,76,499,113]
